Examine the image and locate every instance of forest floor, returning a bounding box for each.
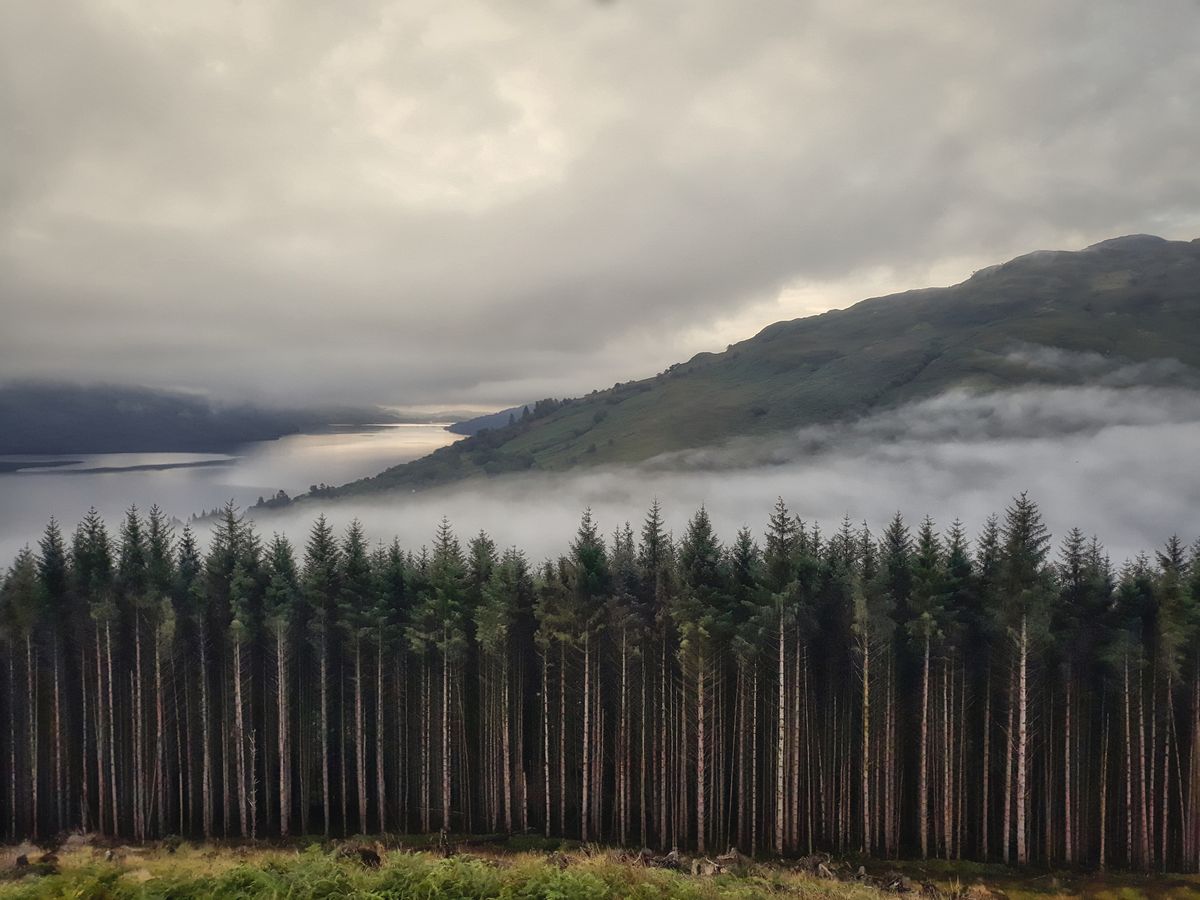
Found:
[0,836,1196,899]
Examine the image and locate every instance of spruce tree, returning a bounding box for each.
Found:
[369,539,407,833]
[999,493,1053,866]
[35,519,70,833]
[302,515,341,836]
[264,535,298,837]
[674,506,728,853]
[1,548,42,837]
[909,516,945,859]
[476,547,533,832]
[569,509,608,841]
[339,521,373,833]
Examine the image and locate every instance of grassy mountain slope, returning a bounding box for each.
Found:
[332,234,1200,496]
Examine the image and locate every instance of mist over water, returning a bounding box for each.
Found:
[0,424,459,560]
[247,386,1200,566]
[2,387,1197,567]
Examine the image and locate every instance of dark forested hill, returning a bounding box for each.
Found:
[446,404,531,436]
[332,234,1200,495]
[0,383,398,454]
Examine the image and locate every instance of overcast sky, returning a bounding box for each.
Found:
[3,0,1199,408]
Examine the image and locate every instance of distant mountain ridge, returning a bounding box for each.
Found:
[322,234,1200,496]
[0,383,399,455]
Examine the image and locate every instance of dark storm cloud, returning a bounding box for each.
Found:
[2,0,1200,404]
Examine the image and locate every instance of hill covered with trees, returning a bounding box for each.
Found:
[1,497,1198,872]
[0,383,400,455]
[329,235,1200,496]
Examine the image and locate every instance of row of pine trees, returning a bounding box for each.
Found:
[1,496,1199,871]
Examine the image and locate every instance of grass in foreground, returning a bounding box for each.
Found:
[0,842,1197,899]
[0,843,882,900]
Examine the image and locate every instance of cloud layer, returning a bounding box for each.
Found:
[4,1,1200,405]
[250,384,1200,570]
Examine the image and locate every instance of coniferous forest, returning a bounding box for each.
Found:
[1,495,1199,874]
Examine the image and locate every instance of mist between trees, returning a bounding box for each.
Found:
[1,495,1198,873]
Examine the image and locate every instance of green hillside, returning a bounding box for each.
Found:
[330,234,1200,496]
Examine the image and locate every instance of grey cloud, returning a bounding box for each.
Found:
[2,1,1200,405]
[1002,344,1200,388]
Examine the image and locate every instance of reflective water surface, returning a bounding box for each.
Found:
[0,424,461,558]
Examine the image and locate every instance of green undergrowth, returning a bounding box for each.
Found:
[2,843,1198,899]
[0,845,880,900]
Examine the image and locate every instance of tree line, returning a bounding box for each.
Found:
[1,495,1199,872]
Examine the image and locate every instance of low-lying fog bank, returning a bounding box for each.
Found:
[244,385,1200,565]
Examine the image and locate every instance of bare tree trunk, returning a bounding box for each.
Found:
[519,663,528,833]
[542,652,551,837]
[919,633,930,859]
[297,650,308,837]
[172,643,183,835]
[1169,679,1187,872]
[1089,702,1103,869]
[276,625,290,837]
[1162,681,1172,872]
[1016,617,1028,865]
[133,622,144,840]
[816,669,827,847]
[9,650,16,839]
[736,665,745,850]
[401,665,409,831]
[560,643,567,836]
[105,622,119,836]
[792,641,802,851]
[982,663,991,860]
[1191,675,1200,870]
[861,632,870,854]
[199,631,213,839]
[340,667,348,834]
[1064,671,1073,864]
[582,632,591,841]
[594,662,604,840]
[442,639,451,832]
[248,728,258,838]
[659,640,667,847]
[377,636,386,833]
[81,645,90,832]
[619,629,627,846]
[1099,710,1108,868]
[320,632,330,836]
[640,656,647,846]
[154,634,165,836]
[355,638,367,833]
[26,633,37,838]
[776,613,785,855]
[222,682,231,836]
[1125,654,1134,867]
[1138,668,1152,869]
[956,662,966,859]
[697,647,706,854]
[420,661,429,833]
[1150,672,1158,868]
[1003,662,1014,865]
[233,636,248,836]
[943,657,952,859]
[750,666,758,855]
[52,636,63,833]
[502,655,513,833]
